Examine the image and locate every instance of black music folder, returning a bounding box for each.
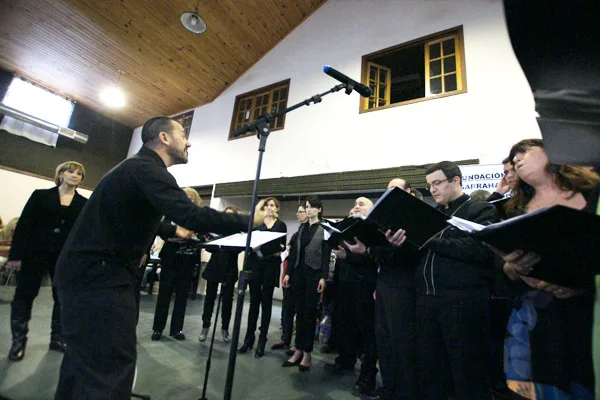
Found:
[455,205,600,287]
[366,187,450,247]
[321,216,389,247]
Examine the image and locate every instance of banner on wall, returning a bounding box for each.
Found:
[458,164,504,195]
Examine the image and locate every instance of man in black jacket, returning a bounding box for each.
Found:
[53,117,254,399]
[396,161,499,400]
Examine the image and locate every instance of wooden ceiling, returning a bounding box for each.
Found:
[0,0,326,128]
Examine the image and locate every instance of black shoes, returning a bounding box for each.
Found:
[254,337,266,358]
[8,338,27,361]
[352,378,377,397]
[238,341,253,354]
[171,331,186,341]
[324,362,354,375]
[281,358,301,367]
[271,340,289,350]
[49,338,66,353]
[151,331,162,341]
[298,363,310,372]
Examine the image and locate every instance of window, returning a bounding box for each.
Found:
[361,27,466,112]
[2,77,74,126]
[1,77,75,147]
[229,79,290,139]
[173,110,194,139]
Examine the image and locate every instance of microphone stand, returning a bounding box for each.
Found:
[222,83,351,400]
[199,285,224,400]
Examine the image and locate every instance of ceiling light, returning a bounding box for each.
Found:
[181,1,207,34]
[100,69,126,108]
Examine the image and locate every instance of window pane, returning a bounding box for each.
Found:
[443,39,455,55]
[273,90,279,102]
[444,74,457,92]
[369,99,375,108]
[429,42,441,59]
[379,69,386,83]
[430,77,442,94]
[369,67,377,80]
[378,83,386,97]
[443,56,456,73]
[430,59,441,77]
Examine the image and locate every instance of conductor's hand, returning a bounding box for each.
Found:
[343,238,367,254]
[317,278,326,293]
[282,275,290,289]
[385,229,407,247]
[5,260,21,273]
[332,247,347,260]
[175,226,194,239]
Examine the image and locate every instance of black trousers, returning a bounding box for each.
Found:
[202,280,235,330]
[280,286,296,345]
[293,267,321,353]
[11,252,61,341]
[152,253,195,335]
[56,286,137,400]
[375,272,417,399]
[416,292,492,400]
[244,265,276,344]
[336,281,378,381]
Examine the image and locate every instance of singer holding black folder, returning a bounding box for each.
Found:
[491,139,600,399]
[387,161,500,400]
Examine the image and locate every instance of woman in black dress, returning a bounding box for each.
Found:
[7,161,87,361]
[238,197,287,358]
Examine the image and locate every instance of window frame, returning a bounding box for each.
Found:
[360,26,467,114]
[228,79,290,140]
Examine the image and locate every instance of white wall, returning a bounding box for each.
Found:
[0,168,92,222]
[129,0,540,188]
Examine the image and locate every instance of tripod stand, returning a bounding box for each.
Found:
[222,82,358,400]
[199,285,224,400]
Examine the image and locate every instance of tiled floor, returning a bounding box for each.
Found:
[0,286,361,400]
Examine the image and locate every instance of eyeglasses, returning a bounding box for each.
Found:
[425,178,450,190]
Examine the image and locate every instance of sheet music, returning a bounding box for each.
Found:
[205,231,287,250]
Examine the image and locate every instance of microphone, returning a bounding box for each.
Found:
[323,66,373,97]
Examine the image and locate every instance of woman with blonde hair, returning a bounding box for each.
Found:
[7,161,87,361]
[238,197,287,358]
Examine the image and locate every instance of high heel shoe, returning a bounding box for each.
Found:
[281,358,301,367]
[237,341,254,354]
[254,337,266,358]
[299,363,311,372]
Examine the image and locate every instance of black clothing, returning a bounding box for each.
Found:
[243,220,286,344]
[201,248,241,330]
[486,191,505,202]
[152,241,200,335]
[9,186,86,349]
[53,146,249,399]
[335,251,378,383]
[54,146,248,291]
[9,186,87,261]
[202,280,235,330]
[418,195,499,295]
[56,287,137,399]
[289,222,331,353]
[415,194,499,400]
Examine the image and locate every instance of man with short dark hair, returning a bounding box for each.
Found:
[53,117,254,399]
[488,157,518,201]
[403,161,499,400]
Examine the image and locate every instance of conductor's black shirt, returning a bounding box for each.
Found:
[54,146,249,291]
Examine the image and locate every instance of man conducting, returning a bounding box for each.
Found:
[53,117,255,399]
